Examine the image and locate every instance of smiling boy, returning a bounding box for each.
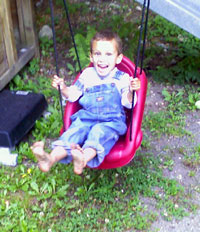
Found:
[31,30,141,174]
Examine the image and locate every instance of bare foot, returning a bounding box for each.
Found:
[31,141,52,172]
[71,144,86,175]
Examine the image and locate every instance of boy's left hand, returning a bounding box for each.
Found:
[130,77,141,91]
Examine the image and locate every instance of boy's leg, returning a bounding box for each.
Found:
[31,141,67,172]
[82,122,123,168]
[70,120,124,174]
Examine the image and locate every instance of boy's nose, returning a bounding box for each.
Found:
[98,54,106,61]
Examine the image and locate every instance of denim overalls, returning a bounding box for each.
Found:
[52,71,127,168]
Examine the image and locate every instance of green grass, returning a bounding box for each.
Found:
[0,151,194,232]
[143,84,199,139]
[183,145,200,168]
[1,43,199,232]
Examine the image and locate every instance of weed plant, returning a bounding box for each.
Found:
[147,15,200,84]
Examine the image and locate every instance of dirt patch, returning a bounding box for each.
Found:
[143,79,200,232]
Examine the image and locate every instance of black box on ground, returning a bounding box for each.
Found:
[0,90,48,148]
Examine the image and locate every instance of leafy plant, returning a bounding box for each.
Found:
[39,37,54,57]
[147,15,200,84]
[162,86,200,112]
[67,26,96,74]
[27,58,40,75]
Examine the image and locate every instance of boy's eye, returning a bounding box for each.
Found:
[106,52,113,56]
[94,52,101,56]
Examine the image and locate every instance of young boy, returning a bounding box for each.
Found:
[31,30,141,175]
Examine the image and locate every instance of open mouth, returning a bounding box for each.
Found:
[96,63,110,76]
[98,64,108,69]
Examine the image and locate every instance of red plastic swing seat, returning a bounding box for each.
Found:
[61,56,147,169]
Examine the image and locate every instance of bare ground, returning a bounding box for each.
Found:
[143,78,200,232]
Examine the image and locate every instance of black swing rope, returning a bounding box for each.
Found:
[48,0,83,132]
[62,0,82,73]
[49,0,65,132]
[140,0,150,75]
[130,0,150,140]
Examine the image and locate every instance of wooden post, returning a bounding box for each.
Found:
[0,0,39,90]
[0,16,9,76]
[17,0,39,56]
[0,0,17,67]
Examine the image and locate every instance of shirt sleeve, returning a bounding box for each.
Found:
[120,73,137,109]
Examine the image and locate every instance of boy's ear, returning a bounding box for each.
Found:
[116,54,123,64]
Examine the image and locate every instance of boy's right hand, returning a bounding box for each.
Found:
[51,75,67,91]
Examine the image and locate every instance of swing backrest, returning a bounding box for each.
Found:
[61,55,147,169]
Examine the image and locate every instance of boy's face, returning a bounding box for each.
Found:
[90,39,123,77]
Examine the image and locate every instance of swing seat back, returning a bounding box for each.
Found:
[61,56,147,169]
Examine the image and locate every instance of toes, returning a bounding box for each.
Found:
[70,143,76,150]
[31,141,44,148]
[31,141,45,153]
[71,143,82,150]
[30,141,48,163]
[71,143,83,153]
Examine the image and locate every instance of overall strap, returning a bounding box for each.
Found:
[113,70,125,80]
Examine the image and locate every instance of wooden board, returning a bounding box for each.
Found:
[0,0,17,68]
[0,46,35,90]
[0,16,8,76]
[0,0,39,90]
[16,0,39,52]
